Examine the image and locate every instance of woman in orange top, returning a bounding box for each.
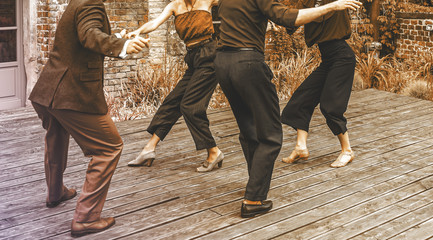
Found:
[126,0,224,172]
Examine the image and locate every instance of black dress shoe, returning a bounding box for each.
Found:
[46,188,77,208]
[241,200,273,218]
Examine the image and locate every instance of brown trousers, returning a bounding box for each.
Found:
[32,102,123,222]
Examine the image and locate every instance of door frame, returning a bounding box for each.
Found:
[0,0,25,110]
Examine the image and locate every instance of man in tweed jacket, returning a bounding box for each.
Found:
[29,0,148,236]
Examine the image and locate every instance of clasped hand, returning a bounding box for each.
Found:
[119,29,150,54]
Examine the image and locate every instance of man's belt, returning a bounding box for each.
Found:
[186,38,213,51]
[217,46,258,52]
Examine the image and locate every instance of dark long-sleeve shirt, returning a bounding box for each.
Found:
[217,0,299,53]
[289,0,351,47]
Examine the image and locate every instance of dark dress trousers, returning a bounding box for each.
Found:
[215,50,282,200]
[29,0,126,222]
[281,0,355,135]
[281,40,356,135]
[146,41,218,150]
[216,0,298,201]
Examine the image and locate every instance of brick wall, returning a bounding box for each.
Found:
[103,0,150,97]
[395,12,433,59]
[36,0,68,71]
[35,0,183,98]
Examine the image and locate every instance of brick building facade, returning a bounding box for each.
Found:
[22,0,184,106]
[14,3,433,110]
[395,12,433,59]
[32,0,186,98]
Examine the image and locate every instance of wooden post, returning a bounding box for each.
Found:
[370,0,380,41]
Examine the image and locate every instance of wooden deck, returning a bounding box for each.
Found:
[1,89,433,240]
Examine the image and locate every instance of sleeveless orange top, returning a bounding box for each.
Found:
[174,10,214,46]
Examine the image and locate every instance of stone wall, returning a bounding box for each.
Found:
[395,12,433,59]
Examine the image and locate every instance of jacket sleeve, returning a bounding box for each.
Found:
[256,0,299,28]
[76,2,127,57]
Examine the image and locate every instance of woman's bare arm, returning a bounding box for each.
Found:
[295,0,361,26]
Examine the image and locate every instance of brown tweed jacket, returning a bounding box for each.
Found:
[29,0,127,114]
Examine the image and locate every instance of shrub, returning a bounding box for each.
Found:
[355,52,391,89]
[107,57,186,121]
[268,48,320,100]
[401,80,432,100]
[266,28,307,63]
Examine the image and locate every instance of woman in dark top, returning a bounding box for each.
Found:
[281,0,356,168]
[126,0,224,172]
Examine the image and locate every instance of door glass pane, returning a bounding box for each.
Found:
[0,0,16,27]
[0,30,17,63]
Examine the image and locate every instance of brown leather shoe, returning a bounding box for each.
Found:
[282,147,309,164]
[71,217,115,237]
[46,188,77,208]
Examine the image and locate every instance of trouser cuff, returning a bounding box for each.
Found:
[73,211,101,223]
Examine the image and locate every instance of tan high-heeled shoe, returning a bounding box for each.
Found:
[282,147,309,164]
[128,150,156,167]
[196,151,224,172]
[330,151,354,168]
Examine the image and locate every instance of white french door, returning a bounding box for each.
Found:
[0,0,25,110]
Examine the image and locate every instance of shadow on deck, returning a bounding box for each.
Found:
[1,89,433,240]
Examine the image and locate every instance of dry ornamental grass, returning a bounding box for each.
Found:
[107,40,433,122]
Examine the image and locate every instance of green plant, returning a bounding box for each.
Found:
[408,0,433,7]
[266,28,307,63]
[378,0,400,56]
[268,48,320,100]
[418,52,433,88]
[107,57,186,121]
[355,52,391,89]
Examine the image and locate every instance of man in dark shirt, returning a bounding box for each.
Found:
[215,0,361,218]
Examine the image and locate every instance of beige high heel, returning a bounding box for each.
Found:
[128,150,156,167]
[196,151,224,172]
[282,147,309,164]
[330,151,354,168]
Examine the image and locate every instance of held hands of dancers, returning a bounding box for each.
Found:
[120,28,150,54]
[266,21,282,32]
[295,0,361,26]
[126,35,150,54]
[125,30,142,39]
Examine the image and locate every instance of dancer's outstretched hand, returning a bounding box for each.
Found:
[126,30,141,39]
[119,29,127,38]
[331,0,362,11]
[126,37,150,54]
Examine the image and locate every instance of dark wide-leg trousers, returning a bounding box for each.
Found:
[32,102,123,222]
[147,41,218,150]
[215,50,282,201]
[281,39,356,135]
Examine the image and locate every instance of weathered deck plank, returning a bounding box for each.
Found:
[1,89,433,239]
[1,91,422,219]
